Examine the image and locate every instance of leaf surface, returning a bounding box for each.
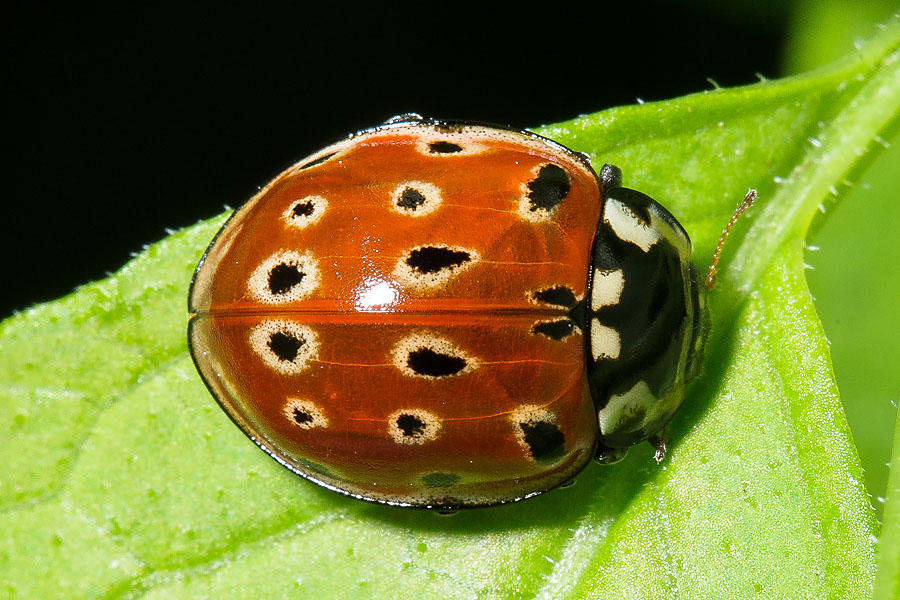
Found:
[2,18,898,600]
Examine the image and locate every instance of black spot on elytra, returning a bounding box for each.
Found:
[406,246,471,274]
[397,187,427,210]
[268,331,305,362]
[268,263,305,295]
[421,472,461,487]
[531,286,577,307]
[296,152,337,170]
[291,407,313,426]
[396,413,426,437]
[407,348,467,377]
[519,421,566,463]
[429,141,463,153]
[291,200,315,217]
[532,319,575,340]
[527,164,570,212]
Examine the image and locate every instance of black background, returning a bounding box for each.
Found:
[4,4,788,318]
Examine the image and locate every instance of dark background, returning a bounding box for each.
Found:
[4,4,788,318]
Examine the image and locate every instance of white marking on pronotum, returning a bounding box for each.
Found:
[603,198,661,252]
[597,380,656,436]
[283,398,328,429]
[391,181,443,217]
[248,250,320,304]
[388,408,442,445]
[249,320,319,375]
[282,195,329,230]
[591,269,625,310]
[590,319,621,360]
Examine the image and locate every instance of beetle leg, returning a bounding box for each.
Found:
[650,427,669,463]
[594,442,628,464]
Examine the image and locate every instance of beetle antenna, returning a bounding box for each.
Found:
[705,189,758,290]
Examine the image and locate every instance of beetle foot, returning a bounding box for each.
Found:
[650,428,668,463]
[594,443,628,464]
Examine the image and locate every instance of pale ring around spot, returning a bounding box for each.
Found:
[387,408,443,445]
[392,244,480,291]
[390,181,443,217]
[283,398,328,429]
[390,332,478,378]
[248,320,320,375]
[510,404,558,461]
[282,195,329,230]
[247,249,320,303]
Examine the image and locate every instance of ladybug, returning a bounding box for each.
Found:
[188,115,749,509]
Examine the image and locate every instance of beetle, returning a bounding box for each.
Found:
[188,115,753,509]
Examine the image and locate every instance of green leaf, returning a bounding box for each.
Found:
[2,18,898,599]
[806,127,900,523]
[874,402,900,600]
[785,0,900,536]
[783,0,898,73]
